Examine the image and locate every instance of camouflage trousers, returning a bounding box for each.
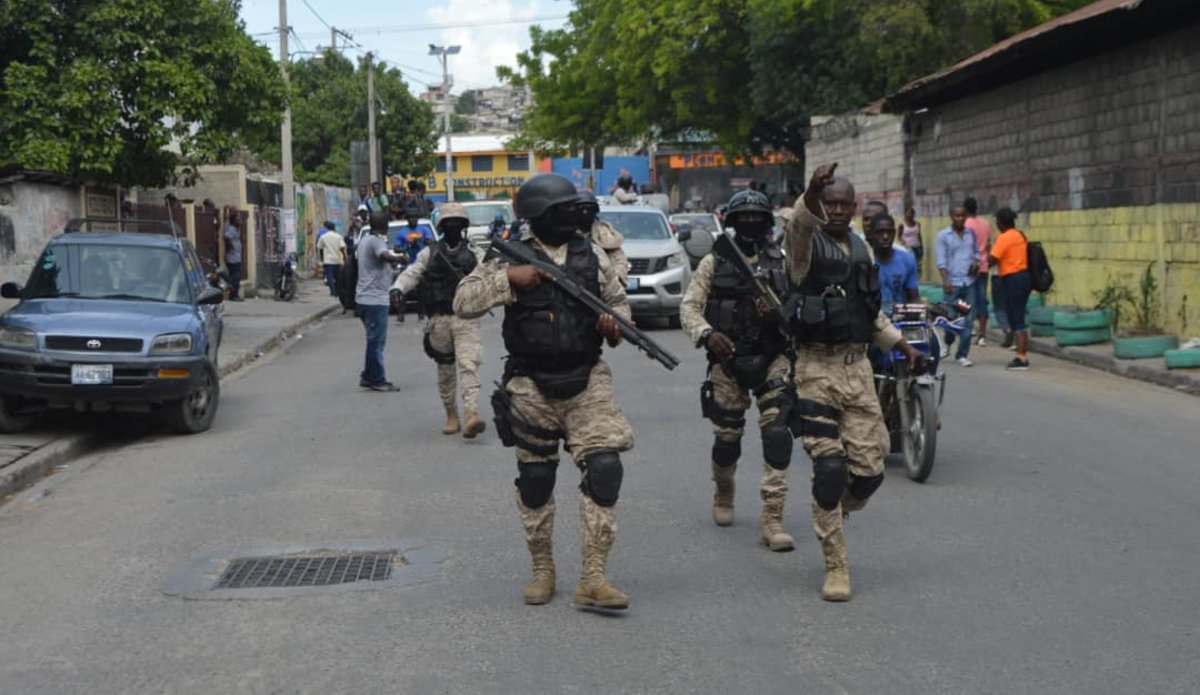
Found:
[426,314,482,413]
[709,354,793,501]
[792,346,888,541]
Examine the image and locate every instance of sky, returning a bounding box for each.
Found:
[239,0,568,96]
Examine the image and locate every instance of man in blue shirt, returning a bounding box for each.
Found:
[936,206,980,366]
[868,212,919,308]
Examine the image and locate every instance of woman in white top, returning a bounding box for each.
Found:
[900,207,923,272]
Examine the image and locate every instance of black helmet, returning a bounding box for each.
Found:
[723,189,772,224]
[575,190,599,212]
[516,174,579,219]
[616,174,633,189]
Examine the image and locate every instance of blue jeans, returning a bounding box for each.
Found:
[943,284,976,359]
[1003,270,1033,332]
[972,275,989,317]
[227,262,241,299]
[991,274,1009,331]
[323,264,341,295]
[359,304,389,385]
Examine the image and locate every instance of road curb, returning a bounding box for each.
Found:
[0,302,340,506]
[988,327,1200,396]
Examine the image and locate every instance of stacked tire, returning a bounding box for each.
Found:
[1054,309,1112,347]
[1113,335,1178,359]
[1029,304,1076,338]
[1164,348,1200,369]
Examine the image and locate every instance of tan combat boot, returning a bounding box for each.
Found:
[462,409,487,439]
[820,529,852,602]
[759,465,795,552]
[573,495,629,610]
[442,410,461,435]
[711,462,736,527]
[517,496,556,605]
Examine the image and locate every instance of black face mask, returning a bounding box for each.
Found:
[531,205,581,246]
[732,220,771,253]
[577,207,597,232]
[441,224,465,246]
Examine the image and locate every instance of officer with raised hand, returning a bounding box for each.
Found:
[454,173,635,611]
[783,163,925,602]
[680,189,797,551]
[391,203,485,437]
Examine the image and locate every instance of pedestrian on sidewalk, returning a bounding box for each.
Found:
[316,221,346,296]
[989,207,1033,370]
[356,212,404,391]
[964,197,993,346]
[680,189,797,549]
[936,205,980,366]
[224,210,243,301]
[390,203,486,438]
[900,207,923,273]
[783,163,927,602]
[454,173,635,611]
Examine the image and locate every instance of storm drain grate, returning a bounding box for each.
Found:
[215,552,395,589]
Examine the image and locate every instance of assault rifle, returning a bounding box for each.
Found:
[488,237,680,371]
[711,232,782,312]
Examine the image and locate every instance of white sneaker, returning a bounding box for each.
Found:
[957,357,974,368]
[976,336,987,347]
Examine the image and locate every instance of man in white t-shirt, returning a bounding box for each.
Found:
[316,221,346,296]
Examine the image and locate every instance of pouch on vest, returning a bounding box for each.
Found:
[729,354,770,390]
[825,296,851,344]
[528,363,593,400]
[491,384,517,447]
[700,380,715,419]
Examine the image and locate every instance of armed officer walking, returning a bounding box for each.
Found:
[680,190,797,551]
[391,203,486,438]
[454,173,635,611]
[783,163,925,602]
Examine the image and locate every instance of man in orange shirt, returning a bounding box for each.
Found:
[988,208,1032,370]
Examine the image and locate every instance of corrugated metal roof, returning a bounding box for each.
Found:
[887,0,1149,108]
[435,134,520,154]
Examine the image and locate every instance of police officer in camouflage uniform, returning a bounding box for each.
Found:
[783,163,925,602]
[392,203,486,438]
[454,173,635,610]
[574,190,629,285]
[680,189,797,551]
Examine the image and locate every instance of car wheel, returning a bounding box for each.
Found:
[0,396,35,434]
[164,363,220,434]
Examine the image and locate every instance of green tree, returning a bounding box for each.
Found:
[251,51,437,186]
[0,0,286,187]
[455,90,477,115]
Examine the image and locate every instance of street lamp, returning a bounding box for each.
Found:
[429,44,461,201]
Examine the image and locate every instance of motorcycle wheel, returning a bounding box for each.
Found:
[282,275,296,301]
[902,385,938,483]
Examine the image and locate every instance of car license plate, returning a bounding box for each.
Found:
[627,277,640,291]
[71,364,113,385]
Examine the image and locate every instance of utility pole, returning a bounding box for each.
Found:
[525,83,536,182]
[430,45,461,202]
[331,26,337,53]
[367,52,378,187]
[279,1,294,210]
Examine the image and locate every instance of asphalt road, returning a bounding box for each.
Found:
[1,313,1197,694]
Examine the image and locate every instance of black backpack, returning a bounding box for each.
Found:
[1022,231,1054,293]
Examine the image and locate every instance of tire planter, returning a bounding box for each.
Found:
[1164,349,1200,369]
[1055,326,1112,346]
[1026,294,1045,309]
[1031,323,1056,337]
[1113,335,1179,359]
[1029,304,1078,326]
[1053,309,1113,330]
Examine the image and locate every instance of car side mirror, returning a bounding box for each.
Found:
[676,229,692,243]
[197,286,225,305]
[1,282,23,299]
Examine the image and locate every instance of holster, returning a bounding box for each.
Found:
[423,333,456,365]
[700,380,715,419]
[490,382,517,447]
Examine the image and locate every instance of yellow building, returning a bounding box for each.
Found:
[424,135,542,203]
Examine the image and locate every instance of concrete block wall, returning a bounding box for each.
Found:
[805,114,906,214]
[905,23,1200,336]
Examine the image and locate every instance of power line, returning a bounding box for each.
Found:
[298,0,333,31]
[287,14,568,40]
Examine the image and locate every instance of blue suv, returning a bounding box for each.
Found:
[0,220,224,434]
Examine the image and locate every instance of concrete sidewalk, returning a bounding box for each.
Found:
[987,326,1200,396]
[0,279,339,501]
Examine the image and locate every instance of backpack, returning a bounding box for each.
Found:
[1021,231,1054,293]
[338,242,359,312]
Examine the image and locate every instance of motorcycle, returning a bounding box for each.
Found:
[274,251,297,301]
[200,257,233,300]
[872,303,958,483]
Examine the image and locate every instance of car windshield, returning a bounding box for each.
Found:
[465,204,513,226]
[599,211,671,240]
[24,243,190,304]
[673,215,719,233]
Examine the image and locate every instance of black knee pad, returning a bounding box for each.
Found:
[515,460,557,508]
[761,423,793,470]
[812,456,848,511]
[848,472,884,501]
[580,451,623,507]
[712,437,741,467]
